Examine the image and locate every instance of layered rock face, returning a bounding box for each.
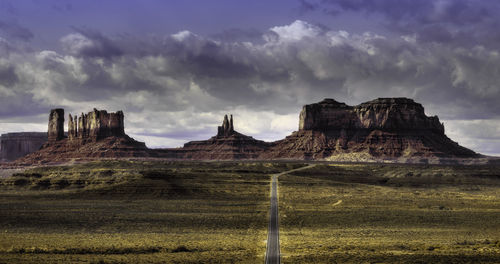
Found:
[262,98,478,160]
[68,109,125,142]
[299,98,444,133]
[0,132,47,161]
[172,114,272,159]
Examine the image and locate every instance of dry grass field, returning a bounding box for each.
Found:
[279,163,500,263]
[1,161,499,263]
[0,161,303,263]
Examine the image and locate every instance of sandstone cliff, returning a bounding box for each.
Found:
[262,98,478,160]
[0,132,47,161]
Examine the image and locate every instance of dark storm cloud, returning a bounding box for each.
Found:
[0,63,17,87]
[1,19,500,151]
[0,20,34,42]
[210,28,264,43]
[300,0,500,47]
[0,93,47,118]
[61,27,123,58]
[301,0,493,24]
[8,20,498,120]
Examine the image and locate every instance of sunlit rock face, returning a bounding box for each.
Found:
[67,109,125,142]
[264,98,477,160]
[48,109,65,142]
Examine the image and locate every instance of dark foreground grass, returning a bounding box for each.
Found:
[0,161,303,263]
[279,163,500,263]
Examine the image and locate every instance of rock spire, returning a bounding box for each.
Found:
[217,114,235,137]
[48,109,64,142]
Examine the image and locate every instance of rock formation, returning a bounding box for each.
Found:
[48,109,64,142]
[172,114,272,159]
[13,98,481,164]
[261,98,478,160]
[0,132,47,161]
[15,108,148,165]
[217,114,234,137]
[299,98,444,133]
[68,109,125,142]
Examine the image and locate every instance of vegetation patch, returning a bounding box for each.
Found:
[0,160,301,263]
[279,163,500,263]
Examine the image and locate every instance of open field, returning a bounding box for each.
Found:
[0,161,304,263]
[1,161,500,263]
[279,163,500,263]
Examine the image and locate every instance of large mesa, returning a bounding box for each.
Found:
[262,98,478,161]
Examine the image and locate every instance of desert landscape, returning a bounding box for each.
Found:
[2,1,500,263]
[1,161,499,263]
[1,97,499,263]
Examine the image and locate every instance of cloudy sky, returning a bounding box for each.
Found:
[0,0,499,156]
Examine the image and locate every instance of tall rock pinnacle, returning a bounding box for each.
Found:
[217,114,235,137]
[48,109,64,142]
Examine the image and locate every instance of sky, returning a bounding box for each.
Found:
[0,0,499,156]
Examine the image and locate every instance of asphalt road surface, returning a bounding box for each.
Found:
[265,164,315,264]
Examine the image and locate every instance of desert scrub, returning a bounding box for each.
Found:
[0,160,302,263]
[279,163,500,263]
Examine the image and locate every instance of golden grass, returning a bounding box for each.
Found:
[0,161,303,263]
[279,164,500,263]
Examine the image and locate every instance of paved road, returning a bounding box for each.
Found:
[265,164,316,264]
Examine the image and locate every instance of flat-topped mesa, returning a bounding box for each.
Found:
[217,114,235,138]
[48,109,65,142]
[355,98,444,133]
[299,98,352,131]
[68,109,125,141]
[299,97,444,134]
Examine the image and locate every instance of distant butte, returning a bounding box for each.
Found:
[16,109,150,165]
[174,114,272,160]
[9,97,482,165]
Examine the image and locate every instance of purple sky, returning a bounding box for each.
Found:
[1,0,500,156]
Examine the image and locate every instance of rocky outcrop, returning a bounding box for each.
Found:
[217,114,234,137]
[68,109,125,142]
[48,109,64,142]
[168,114,272,160]
[0,132,48,161]
[12,98,481,164]
[15,108,149,165]
[262,98,478,160]
[298,98,444,133]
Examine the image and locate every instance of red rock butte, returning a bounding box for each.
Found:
[13,98,481,165]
